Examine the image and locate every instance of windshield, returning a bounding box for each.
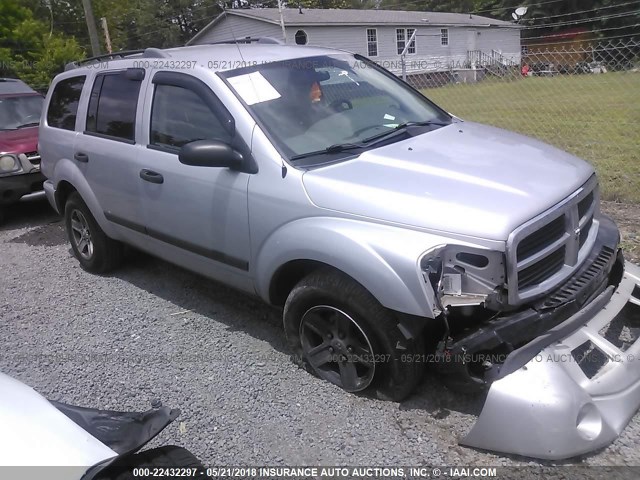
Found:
[221,54,451,162]
[0,95,44,130]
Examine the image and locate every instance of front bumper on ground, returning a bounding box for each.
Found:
[437,214,622,392]
[0,171,46,206]
[461,261,640,460]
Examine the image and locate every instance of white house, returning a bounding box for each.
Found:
[188,8,522,77]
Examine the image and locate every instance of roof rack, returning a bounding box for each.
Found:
[64,48,170,71]
[208,37,283,45]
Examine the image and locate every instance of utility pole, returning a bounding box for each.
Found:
[277,0,286,43]
[401,29,417,82]
[81,0,101,56]
[100,17,113,54]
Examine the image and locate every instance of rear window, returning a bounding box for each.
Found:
[86,72,141,142]
[47,76,86,130]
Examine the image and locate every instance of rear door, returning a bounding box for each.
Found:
[74,69,145,233]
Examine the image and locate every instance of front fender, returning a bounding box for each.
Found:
[256,217,463,317]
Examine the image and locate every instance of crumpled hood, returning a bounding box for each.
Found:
[0,126,38,155]
[302,122,594,241]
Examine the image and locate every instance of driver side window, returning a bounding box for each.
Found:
[150,84,232,150]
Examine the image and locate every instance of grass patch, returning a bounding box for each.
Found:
[422,71,640,203]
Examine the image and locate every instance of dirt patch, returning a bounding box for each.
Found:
[602,201,640,264]
[10,220,66,247]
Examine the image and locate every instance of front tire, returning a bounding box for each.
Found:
[284,269,424,401]
[64,192,123,273]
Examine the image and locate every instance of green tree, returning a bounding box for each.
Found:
[89,0,223,51]
[0,0,84,90]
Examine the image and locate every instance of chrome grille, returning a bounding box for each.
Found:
[518,246,566,290]
[579,216,593,249]
[25,151,41,166]
[516,215,565,261]
[506,175,599,305]
[578,192,593,218]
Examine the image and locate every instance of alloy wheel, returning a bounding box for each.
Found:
[70,210,94,260]
[299,305,376,392]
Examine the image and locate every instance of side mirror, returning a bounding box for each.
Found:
[179,140,243,169]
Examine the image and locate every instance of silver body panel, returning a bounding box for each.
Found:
[38,44,640,460]
[462,262,640,460]
[302,121,593,241]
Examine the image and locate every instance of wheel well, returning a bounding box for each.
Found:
[269,260,337,306]
[55,181,77,212]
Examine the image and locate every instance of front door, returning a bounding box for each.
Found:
[137,72,251,284]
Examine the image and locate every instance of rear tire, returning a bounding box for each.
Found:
[64,192,123,273]
[96,446,210,480]
[284,269,424,401]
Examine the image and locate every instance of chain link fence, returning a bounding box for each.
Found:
[403,38,640,204]
[8,36,639,204]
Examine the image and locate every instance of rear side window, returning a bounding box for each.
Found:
[150,84,232,149]
[47,76,86,130]
[86,72,141,142]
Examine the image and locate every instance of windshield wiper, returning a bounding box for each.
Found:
[16,122,39,129]
[361,119,451,145]
[290,142,364,161]
[288,120,451,162]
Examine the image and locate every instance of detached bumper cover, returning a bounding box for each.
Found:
[461,261,640,460]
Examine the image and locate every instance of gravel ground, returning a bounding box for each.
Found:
[2,195,640,477]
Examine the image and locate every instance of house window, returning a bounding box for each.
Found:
[295,30,308,45]
[366,28,377,57]
[396,28,416,55]
[407,28,416,54]
[441,28,449,46]
[521,45,529,55]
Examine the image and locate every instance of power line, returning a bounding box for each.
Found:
[524,23,640,41]
[107,6,640,44]
[383,0,566,15]
[519,1,640,22]
[470,0,566,15]
[522,32,639,47]
[520,11,639,30]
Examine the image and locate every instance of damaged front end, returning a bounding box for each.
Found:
[462,261,640,459]
[425,215,624,393]
[420,207,640,458]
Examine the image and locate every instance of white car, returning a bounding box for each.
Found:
[0,372,208,479]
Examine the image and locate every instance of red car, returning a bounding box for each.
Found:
[0,78,46,223]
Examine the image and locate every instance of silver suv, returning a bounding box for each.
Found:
[39,41,640,459]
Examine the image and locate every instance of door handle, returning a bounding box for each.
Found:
[139,169,164,184]
[74,152,89,163]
